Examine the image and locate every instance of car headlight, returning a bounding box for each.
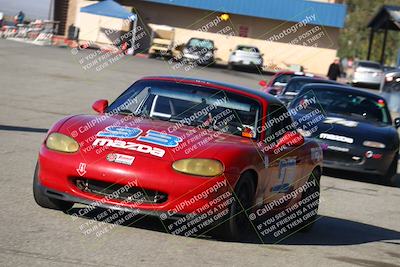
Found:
[205,51,213,57]
[363,141,386,149]
[172,159,224,177]
[46,133,79,153]
[183,48,189,54]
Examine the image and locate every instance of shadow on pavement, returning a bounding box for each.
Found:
[0,124,48,133]
[67,207,400,246]
[323,168,400,188]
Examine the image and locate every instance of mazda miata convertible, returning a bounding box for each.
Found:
[34,76,322,239]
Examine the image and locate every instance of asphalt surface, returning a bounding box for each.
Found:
[0,39,400,267]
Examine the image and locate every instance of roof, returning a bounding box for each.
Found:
[141,76,282,105]
[300,84,383,100]
[368,5,400,30]
[142,0,347,28]
[81,0,136,20]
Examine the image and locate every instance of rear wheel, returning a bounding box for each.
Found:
[214,173,255,240]
[299,168,321,232]
[33,163,73,212]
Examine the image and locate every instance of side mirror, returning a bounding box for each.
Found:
[213,47,218,51]
[276,131,304,149]
[258,80,267,87]
[395,117,400,128]
[92,99,108,114]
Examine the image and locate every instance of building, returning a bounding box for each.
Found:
[54,0,347,74]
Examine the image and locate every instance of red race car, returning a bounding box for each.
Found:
[261,71,325,95]
[34,76,322,240]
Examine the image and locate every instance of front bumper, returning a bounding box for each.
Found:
[182,53,214,65]
[37,146,236,218]
[229,57,263,67]
[315,139,395,176]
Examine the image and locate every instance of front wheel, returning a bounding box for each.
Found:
[33,163,74,212]
[381,154,398,185]
[214,173,255,240]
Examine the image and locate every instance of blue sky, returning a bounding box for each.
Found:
[0,0,51,19]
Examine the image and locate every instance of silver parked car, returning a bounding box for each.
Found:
[350,60,383,87]
[228,45,263,70]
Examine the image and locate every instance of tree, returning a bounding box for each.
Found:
[338,0,400,65]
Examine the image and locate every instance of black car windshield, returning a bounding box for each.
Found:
[285,79,332,94]
[290,89,391,124]
[285,79,314,94]
[188,39,214,50]
[107,80,261,138]
[237,46,259,53]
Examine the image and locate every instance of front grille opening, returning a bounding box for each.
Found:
[324,150,363,165]
[74,179,167,204]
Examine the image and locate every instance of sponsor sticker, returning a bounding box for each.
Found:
[319,133,354,144]
[93,138,165,158]
[106,153,135,165]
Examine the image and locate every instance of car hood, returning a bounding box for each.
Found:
[293,111,398,149]
[57,114,257,162]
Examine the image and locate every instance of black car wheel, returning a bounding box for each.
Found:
[214,172,255,240]
[33,163,74,212]
[381,154,398,185]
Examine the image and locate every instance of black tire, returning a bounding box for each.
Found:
[381,154,398,185]
[214,173,255,241]
[227,63,234,71]
[33,163,74,212]
[299,168,321,232]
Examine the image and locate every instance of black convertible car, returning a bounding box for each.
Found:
[289,84,400,184]
[278,76,339,106]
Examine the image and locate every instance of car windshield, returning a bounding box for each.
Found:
[285,79,315,93]
[107,80,261,139]
[358,62,381,70]
[290,89,391,124]
[273,74,298,85]
[237,46,259,53]
[188,39,214,50]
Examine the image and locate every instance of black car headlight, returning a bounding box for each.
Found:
[46,133,79,153]
[363,141,386,149]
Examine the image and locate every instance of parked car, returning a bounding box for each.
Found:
[380,68,400,113]
[261,71,322,95]
[181,38,216,66]
[278,77,339,106]
[381,68,400,93]
[349,60,383,88]
[289,84,400,184]
[228,45,263,70]
[148,24,175,58]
